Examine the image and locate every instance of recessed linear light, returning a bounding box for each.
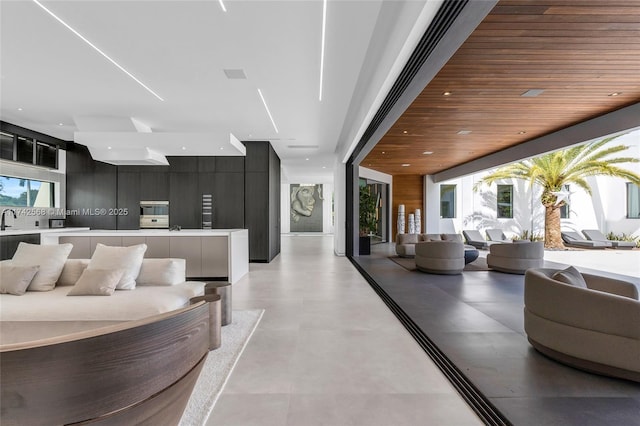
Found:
[423,151,433,155]
[319,0,327,101]
[257,89,279,133]
[457,130,472,135]
[608,92,622,97]
[401,163,410,167]
[31,0,164,101]
[218,0,227,12]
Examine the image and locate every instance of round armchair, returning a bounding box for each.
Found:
[487,241,543,274]
[415,241,465,275]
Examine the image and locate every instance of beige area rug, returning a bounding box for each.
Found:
[180,309,264,426]
[389,256,491,272]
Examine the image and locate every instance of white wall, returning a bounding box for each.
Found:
[425,129,640,239]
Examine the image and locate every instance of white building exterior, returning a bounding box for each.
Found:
[425,129,640,239]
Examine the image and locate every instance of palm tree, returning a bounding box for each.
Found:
[474,135,640,249]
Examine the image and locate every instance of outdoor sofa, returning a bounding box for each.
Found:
[487,241,543,274]
[524,267,640,382]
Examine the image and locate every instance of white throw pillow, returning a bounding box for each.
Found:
[57,259,91,286]
[136,258,186,286]
[0,262,40,295]
[67,269,124,296]
[87,243,147,290]
[11,242,73,291]
[552,266,588,288]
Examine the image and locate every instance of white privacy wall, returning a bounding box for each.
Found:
[424,129,640,239]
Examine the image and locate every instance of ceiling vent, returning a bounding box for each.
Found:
[521,89,545,97]
[223,69,247,79]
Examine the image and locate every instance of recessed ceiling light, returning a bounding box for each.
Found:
[443,91,452,96]
[457,130,472,135]
[608,92,621,97]
[17,107,23,111]
[423,151,433,155]
[107,146,112,150]
[518,130,527,135]
[58,123,63,126]
[218,0,227,12]
[31,0,164,101]
[401,163,410,167]
[381,151,386,154]
[181,146,187,150]
[305,158,309,161]
[220,147,224,150]
[521,89,545,97]
[403,130,408,134]
[322,166,326,169]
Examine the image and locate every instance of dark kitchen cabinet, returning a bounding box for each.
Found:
[139,172,169,201]
[169,172,200,228]
[117,171,141,230]
[0,233,40,260]
[65,143,117,230]
[214,172,245,228]
[243,141,280,262]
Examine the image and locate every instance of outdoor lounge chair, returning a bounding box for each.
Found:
[486,229,512,243]
[582,229,636,250]
[561,231,612,249]
[462,230,495,250]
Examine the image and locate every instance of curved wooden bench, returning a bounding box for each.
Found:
[0,302,211,426]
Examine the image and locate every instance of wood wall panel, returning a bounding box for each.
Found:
[392,175,423,241]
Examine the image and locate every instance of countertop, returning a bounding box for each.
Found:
[0,227,91,236]
[41,229,247,237]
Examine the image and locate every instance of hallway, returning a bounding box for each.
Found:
[207,235,482,426]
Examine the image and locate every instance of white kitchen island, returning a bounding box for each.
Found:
[41,229,249,284]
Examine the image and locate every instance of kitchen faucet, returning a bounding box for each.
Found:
[1,208,17,231]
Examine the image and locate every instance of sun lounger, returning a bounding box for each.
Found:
[486,229,512,243]
[462,230,496,250]
[582,229,636,250]
[561,231,611,249]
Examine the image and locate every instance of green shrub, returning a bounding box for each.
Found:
[512,229,544,242]
[606,232,640,248]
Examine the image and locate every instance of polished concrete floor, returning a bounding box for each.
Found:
[352,243,640,426]
[207,235,482,426]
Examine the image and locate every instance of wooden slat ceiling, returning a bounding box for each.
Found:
[363,0,640,176]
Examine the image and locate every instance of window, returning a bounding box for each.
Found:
[16,136,34,164]
[0,132,14,160]
[440,184,456,218]
[560,184,571,219]
[496,185,513,218]
[627,182,640,219]
[0,176,54,207]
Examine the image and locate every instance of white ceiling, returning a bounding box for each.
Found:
[0,0,439,181]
